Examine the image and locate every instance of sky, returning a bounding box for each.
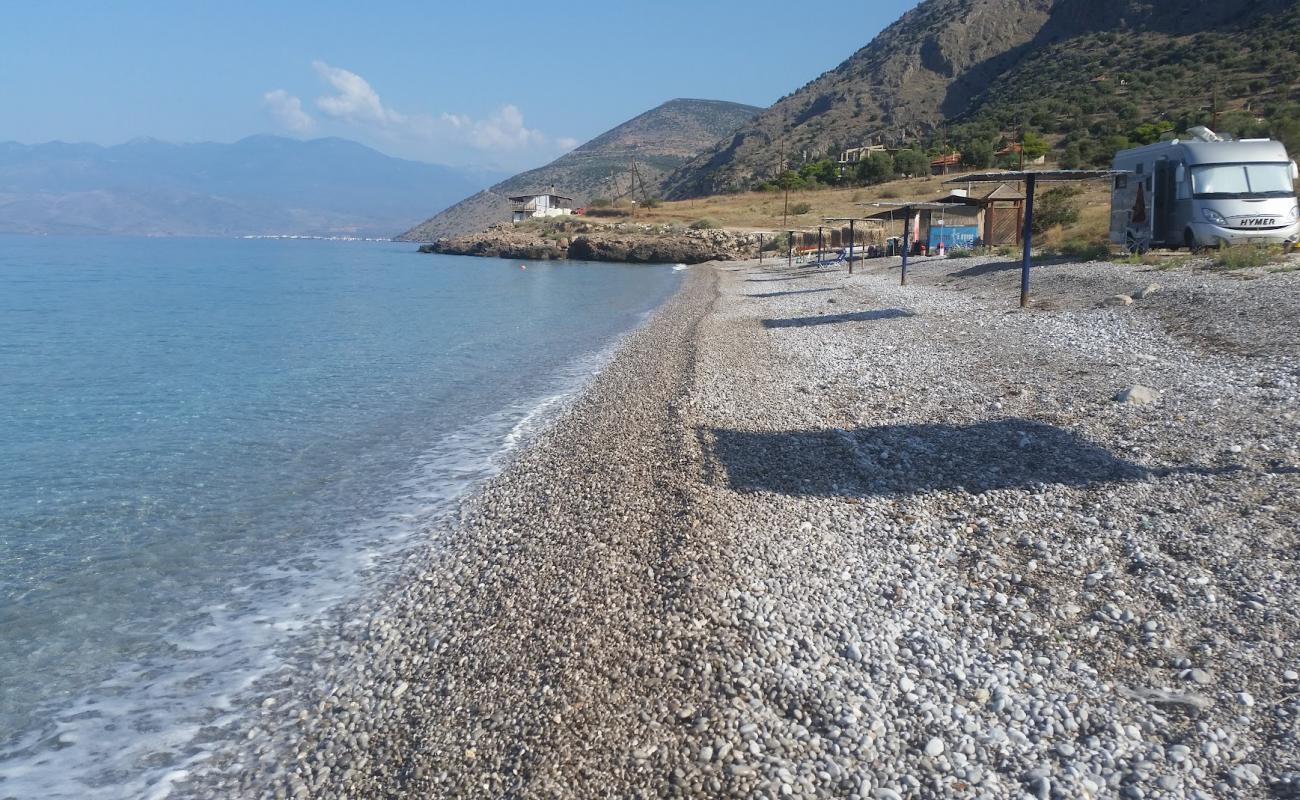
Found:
[0,1,918,172]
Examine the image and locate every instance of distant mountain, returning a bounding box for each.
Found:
[0,135,506,237]
[662,0,1300,197]
[397,99,762,242]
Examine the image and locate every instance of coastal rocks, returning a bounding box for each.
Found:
[1102,294,1135,307]
[421,221,760,265]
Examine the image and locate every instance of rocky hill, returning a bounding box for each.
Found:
[662,0,1300,197]
[396,99,761,241]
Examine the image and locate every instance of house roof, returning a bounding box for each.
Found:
[507,193,575,203]
[983,183,1025,201]
[930,153,962,167]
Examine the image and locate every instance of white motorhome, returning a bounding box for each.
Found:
[1110,129,1299,252]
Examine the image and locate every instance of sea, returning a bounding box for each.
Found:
[0,236,683,798]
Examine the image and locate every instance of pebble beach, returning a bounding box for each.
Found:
[182,251,1300,799]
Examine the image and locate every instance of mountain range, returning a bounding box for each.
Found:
[0,136,505,237]
[396,99,762,242]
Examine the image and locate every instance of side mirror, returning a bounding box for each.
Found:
[1292,160,1299,181]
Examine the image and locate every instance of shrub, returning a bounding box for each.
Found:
[790,201,813,215]
[879,188,900,199]
[1057,238,1112,261]
[689,218,718,230]
[948,247,974,259]
[588,198,612,208]
[1033,186,1083,234]
[641,196,661,209]
[1212,244,1287,270]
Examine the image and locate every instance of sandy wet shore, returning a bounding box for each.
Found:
[183,253,1300,799]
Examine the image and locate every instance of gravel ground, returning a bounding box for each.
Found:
[180,253,1300,799]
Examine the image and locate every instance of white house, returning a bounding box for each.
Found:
[509,192,575,223]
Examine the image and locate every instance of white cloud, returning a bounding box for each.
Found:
[312,60,404,127]
[265,62,576,164]
[439,104,549,151]
[263,89,315,134]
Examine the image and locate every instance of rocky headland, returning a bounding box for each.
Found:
[418,219,764,265]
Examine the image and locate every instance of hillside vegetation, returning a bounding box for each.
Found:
[663,0,1300,198]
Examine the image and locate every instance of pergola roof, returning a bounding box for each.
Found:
[946,169,1125,184]
[857,201,972,220]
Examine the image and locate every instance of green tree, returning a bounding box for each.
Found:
[1268,105,1300,156]
[961,141,996,168]
[1097,135,1131,165]
[1130,120,1174,145]
[773,170,806,191]
[1060,142,1085,170]
[799,158,839,186]
[856,152,896,184]
[894,149,931,178]
[1021,130,1050,160]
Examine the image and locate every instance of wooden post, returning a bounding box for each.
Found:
[817,226,824,265]
[901,209,912,286]
[1020,174,1037,308]
[758,233,764,264]
[848,220,855,274]
[787,230,793,269]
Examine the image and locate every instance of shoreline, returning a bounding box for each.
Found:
[179,263,725,797]
[181,254,1300,798]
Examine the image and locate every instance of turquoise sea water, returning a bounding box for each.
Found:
[0,236,681,798]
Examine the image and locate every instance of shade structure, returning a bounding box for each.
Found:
[855,202,972,285]
[943,170,1129,307]
[948,169,1126,183]
[823,217,886,273]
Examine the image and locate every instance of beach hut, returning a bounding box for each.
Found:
[509,192,575,223]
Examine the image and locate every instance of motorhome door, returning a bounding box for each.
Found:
[1154,159,1177,244]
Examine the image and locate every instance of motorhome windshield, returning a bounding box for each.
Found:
[1191,162,1295,199]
